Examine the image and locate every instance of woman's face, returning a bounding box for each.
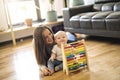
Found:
[43,29,54,45]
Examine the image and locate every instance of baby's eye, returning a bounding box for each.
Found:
[62,36,65,38]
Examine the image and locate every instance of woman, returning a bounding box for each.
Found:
[33,25,55,76]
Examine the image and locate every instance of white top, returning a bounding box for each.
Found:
[52,44,62,61]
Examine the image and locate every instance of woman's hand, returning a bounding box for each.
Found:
[42,67,53,76]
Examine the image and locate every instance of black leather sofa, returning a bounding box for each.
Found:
[63,0,120,38]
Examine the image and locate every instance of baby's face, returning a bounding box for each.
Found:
[55,33,68,46]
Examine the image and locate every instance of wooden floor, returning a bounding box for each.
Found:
[0,36,120,80]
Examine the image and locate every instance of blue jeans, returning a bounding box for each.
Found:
[47,59,63,72]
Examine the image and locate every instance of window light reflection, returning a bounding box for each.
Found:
[13,50,41,80]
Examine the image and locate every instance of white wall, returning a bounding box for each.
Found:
[0,0,8,31]
[84,0,95,5]
[54,0,65,16]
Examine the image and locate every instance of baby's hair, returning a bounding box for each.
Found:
[54,31,66,38]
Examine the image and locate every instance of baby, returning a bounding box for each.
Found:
[47,31,68,74]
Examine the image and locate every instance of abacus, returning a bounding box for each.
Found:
[61,39,89,75]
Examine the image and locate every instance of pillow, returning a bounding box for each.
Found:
[66,32,77,42]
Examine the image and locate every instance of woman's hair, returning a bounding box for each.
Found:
[33,25,54,65]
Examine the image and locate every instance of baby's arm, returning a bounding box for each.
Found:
[49,45,57,61]
[49,53,56,61]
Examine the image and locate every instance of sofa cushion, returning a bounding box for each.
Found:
[79,12,99,29]
[91,11,111,30]
[92,11,112,19]
[114,2,120,11]
[93,2,120,11]
[80,12,98,19]
[106,11,120,19]
[69,13,84,28]
[70,12,98,28]
[70,11,120,31]
[101,3,115,11]
[106,11,120,31]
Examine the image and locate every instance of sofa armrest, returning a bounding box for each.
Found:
[63,4,93,28]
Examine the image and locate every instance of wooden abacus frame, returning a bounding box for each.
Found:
[61,39,89,75]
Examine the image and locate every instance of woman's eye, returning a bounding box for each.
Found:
[49,33,51,35]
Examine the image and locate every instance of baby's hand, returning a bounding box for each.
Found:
[49,57,54,61]
[49,53,56,61]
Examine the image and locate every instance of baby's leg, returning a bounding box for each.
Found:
[55,62,63,72]
[47,60,55,73]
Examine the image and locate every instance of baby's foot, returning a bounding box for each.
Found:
[55,66,59,72]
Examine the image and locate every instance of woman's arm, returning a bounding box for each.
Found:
[39,65,53,76]
[39,65,46,71]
